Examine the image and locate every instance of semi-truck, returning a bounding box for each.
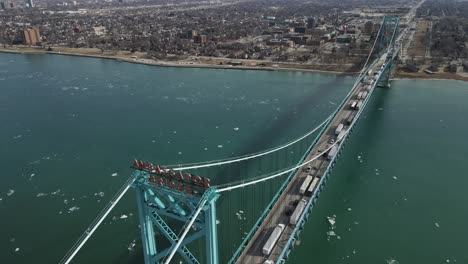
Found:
[335,123,344,135]
[305,177,320,196]
[262,224,285,255]
[327,145,338,160]
[299,175,313,194]
[356,101,363,110]
[290,199,307,226]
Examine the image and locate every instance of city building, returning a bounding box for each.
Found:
[26,0,33,7]
[0,2,5,9]
[294,27,306,34]
[307,17,315,29]
[187,30,197,39]
[23,28,41,46]
[364,21,374,34]
[336,35,353,43]
[194,35,207,45]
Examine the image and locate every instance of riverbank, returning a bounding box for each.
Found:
[0,46,357,75]
[394,68,468,82]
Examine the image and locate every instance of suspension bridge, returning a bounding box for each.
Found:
[59,15,404,264]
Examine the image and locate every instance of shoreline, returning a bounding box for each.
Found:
[0,47,357,75]
[393,71,468,82]
[2,47,467,82]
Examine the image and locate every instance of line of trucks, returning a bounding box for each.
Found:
[261,68,381,261]
[261,171,321,258]
[262,109,356,259]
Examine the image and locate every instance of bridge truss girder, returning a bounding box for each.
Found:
[132,171,220,264]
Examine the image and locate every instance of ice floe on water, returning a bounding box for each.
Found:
[51,189,61,195]
[111,172,118,177]
[236,210,246,221]
[68,206,80,213]
[7,189,15,196]
[127,239,136,251]
[28,160,41,165]
[357,154,363,163]
[386,258,399,264]
[326,215,338,241]
[94,192,105,197]
[61,86,81,91]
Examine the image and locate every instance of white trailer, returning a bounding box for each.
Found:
[362,91,368,99]
[335,123,344,135]
[262,224,285,255]
[337,130,346,142]
[346,112,356,125]
[299,175,313,194]
[290,199,307,226]
[356,101,363,110]
[306,177,320,196]
[357,92,363,100]
[327,145,338,160]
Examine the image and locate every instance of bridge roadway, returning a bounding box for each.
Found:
[235,55,389,264]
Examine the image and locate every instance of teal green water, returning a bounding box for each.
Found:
[0,53,351,263]
[1,53,467,264]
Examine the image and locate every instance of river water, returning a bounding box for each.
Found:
[0,53,467,264]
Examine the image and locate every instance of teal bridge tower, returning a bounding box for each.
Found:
[131,161,220,264]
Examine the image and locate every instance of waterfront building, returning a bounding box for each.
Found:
[23,28,41,46]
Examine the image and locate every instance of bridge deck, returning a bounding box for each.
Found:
[236,57,388,264]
